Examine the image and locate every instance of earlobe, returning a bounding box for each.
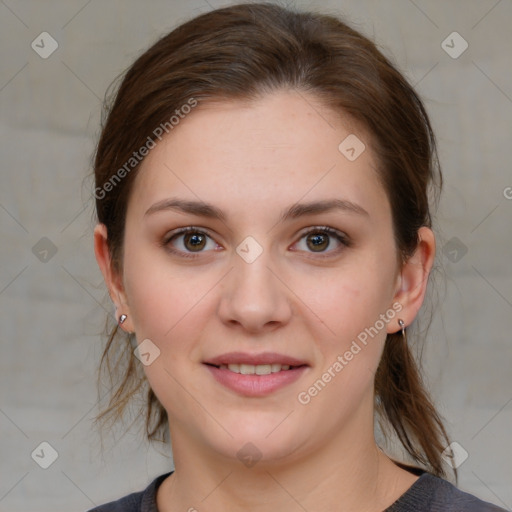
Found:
[387,226,436,332]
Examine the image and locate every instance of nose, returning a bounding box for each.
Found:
[217,248,293,334]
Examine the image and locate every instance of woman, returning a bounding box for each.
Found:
[90,3,506,511]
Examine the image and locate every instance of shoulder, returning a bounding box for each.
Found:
[87,491,142,512]
[86,472,172,512]
[388,472,508,512]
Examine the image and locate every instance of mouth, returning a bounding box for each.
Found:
[203,352,309,396]
[205,362,303,375]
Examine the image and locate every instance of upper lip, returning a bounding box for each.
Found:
[204,352,309,367]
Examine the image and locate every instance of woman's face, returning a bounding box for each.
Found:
[114,90,407,464]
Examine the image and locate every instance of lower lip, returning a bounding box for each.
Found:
[204,365,308,397]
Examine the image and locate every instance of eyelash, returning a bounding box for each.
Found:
[162,225,351,260]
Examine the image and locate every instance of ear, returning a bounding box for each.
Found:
[387,226,436,333]
[94,223,134,332]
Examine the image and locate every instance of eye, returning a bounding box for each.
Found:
[163,225,350,259]
[163,227,220,258]
[293,226,350,256]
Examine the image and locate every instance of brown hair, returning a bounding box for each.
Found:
[94,2,454,479]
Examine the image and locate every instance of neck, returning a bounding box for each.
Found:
[157,417,415,512]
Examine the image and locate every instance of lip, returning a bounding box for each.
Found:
[203,352,309,397]
[204,351,309,367]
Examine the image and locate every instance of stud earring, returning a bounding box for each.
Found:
[118,314,127,325]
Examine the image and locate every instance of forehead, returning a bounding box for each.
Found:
[127,90,389,222]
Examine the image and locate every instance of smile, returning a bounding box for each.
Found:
[216,363,293,375]
[203,352,309,396]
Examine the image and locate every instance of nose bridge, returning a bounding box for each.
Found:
[218,241,291,331]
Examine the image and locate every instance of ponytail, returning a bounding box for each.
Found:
[375,330,456,481]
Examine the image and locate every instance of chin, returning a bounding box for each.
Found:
[202,414,309,467]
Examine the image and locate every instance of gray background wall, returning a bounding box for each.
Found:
[0,0,511,510]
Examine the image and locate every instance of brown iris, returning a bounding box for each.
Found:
[184,232,207,251]
[306,232,329,252]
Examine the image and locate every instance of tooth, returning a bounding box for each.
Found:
[255,364,272,375]
[226,363,294,374]
[239,364,255,375]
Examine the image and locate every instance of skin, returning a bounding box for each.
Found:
[95,89,435,511]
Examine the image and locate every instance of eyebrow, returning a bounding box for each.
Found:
[144,197,369,221]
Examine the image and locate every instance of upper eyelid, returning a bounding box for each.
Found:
[165,226,218,243]
[165,225,345,238]
[296,225,346,236]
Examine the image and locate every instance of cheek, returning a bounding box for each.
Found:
[297,252,397,399]
[122,240,211,339]
[122,255,216,421]
[297,283,391,420]
[304,256,397,342]
[126,273,213,345]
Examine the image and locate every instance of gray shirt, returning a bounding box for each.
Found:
[89,471,508,511]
